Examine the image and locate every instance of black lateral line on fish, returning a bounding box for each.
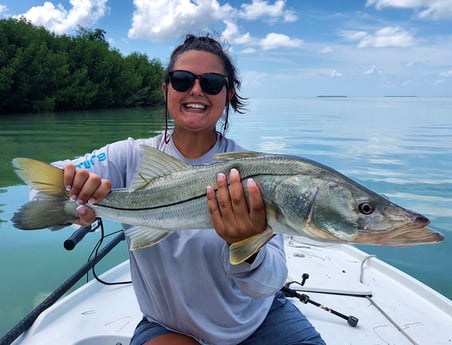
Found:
[95,172,294,212]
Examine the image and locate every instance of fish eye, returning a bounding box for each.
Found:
[358,202,375,215]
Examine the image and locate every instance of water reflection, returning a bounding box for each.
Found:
[0,98,451,335]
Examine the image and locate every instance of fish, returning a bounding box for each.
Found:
[11,146,444,264]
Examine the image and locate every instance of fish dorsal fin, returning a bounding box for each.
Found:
[213,151,264,161]
[129,146,190,191]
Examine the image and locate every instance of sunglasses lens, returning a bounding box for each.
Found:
[170,71,195,92]
[200,74,226,95]
[169,71,227,95]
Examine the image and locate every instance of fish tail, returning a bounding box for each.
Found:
[12,157,67,196]
[11,157,76,230]
[12,199,76,230]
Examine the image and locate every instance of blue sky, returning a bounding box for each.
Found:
[1,0,451,97]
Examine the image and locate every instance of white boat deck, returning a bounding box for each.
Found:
[12,237,452,345]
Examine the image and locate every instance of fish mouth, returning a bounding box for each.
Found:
[354,216,444,246]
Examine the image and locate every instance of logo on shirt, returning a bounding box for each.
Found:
[75,152,107,169]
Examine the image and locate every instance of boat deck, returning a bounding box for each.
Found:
[12,237,452,345]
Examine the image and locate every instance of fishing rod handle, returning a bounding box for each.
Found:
[63,219,101,250]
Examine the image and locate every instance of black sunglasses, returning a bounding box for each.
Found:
[168,70,228,95]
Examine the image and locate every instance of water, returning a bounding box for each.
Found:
[1,98,451,336]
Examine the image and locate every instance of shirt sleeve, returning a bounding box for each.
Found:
[220,234,288,298]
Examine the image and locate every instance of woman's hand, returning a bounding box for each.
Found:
[206,168,267,244]
[64,164,112,226]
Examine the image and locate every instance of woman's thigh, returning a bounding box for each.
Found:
[239,291,326,345]
[130,318,199,345]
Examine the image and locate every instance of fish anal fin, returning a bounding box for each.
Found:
[128,225,173,250]
[229,228,275,265]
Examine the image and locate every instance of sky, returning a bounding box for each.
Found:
[1,0,451,98]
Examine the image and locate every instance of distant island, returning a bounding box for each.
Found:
[316,95,347,98]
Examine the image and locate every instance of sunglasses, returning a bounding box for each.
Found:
[168,70,228,95]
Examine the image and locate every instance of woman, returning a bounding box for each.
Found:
[59,35,326,345]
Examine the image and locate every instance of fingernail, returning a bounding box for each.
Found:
[66,185,72,192]
[217,173,226,182]
[76,199,84,206]
[230,168,238,176]
[70,195,77,202]
[247,178,256,187]
[206,185,214,194]
[76,204,86,215]
[88,198,95,205]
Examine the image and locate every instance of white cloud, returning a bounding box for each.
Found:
[366,0,452,19]
[363,64,382,75]
[239,0,297,22]
[15,0,109,34]
[0,5,8,17]
[319,46,333,54]
[129,0,230,42]
[440,69,452,77]
[340,26,415,48]
[329,69,343,78]
[222,20,254,45]
[259,33,303,50]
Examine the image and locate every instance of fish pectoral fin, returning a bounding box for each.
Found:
[229,228,275,265]
[129,146,191,191]
[213,151,265,161]
[127,225,172,250]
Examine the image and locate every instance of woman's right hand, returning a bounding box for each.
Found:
[64,164,112,225]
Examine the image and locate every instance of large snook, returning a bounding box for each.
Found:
[11,146,444,264]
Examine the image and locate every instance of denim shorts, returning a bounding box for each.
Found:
[130,291,326,345]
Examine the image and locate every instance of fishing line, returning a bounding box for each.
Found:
[88,218,132,286]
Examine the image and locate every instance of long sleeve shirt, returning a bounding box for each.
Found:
[52,133,288,345]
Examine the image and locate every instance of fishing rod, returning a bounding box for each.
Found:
[282,276,359,327]
[0,222,125,345]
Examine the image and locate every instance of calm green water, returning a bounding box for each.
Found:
[1,98,451,336]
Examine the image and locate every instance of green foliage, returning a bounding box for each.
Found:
[0,18,165,114]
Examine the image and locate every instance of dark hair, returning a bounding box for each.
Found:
[165,34,247,114]
[163,34,247,142]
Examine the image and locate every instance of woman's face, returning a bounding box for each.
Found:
[162,50,233,134]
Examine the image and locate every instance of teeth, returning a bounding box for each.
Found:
[185,103,206,109]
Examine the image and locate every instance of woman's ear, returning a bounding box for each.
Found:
[161,82,167,100]
[227,88,235,105]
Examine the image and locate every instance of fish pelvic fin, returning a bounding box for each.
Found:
[129,146,191,191]
[12,198,77,230]
[127,225,172,250]
[12,158,66,196]
[229,227,275,265]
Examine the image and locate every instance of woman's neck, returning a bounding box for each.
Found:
[171,129,218,159]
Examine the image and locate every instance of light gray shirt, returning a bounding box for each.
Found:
[53,133,288,345]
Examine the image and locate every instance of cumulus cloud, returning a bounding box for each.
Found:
[340,26,416,48]
[260,33,303,50]
[128,0,230,42]
[238,0,297,22]
[366,0,452,20]
[15,0,109,34]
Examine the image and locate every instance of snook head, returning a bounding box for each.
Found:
[307,179,444,245]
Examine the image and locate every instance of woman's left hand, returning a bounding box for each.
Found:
[206,168,267,244]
